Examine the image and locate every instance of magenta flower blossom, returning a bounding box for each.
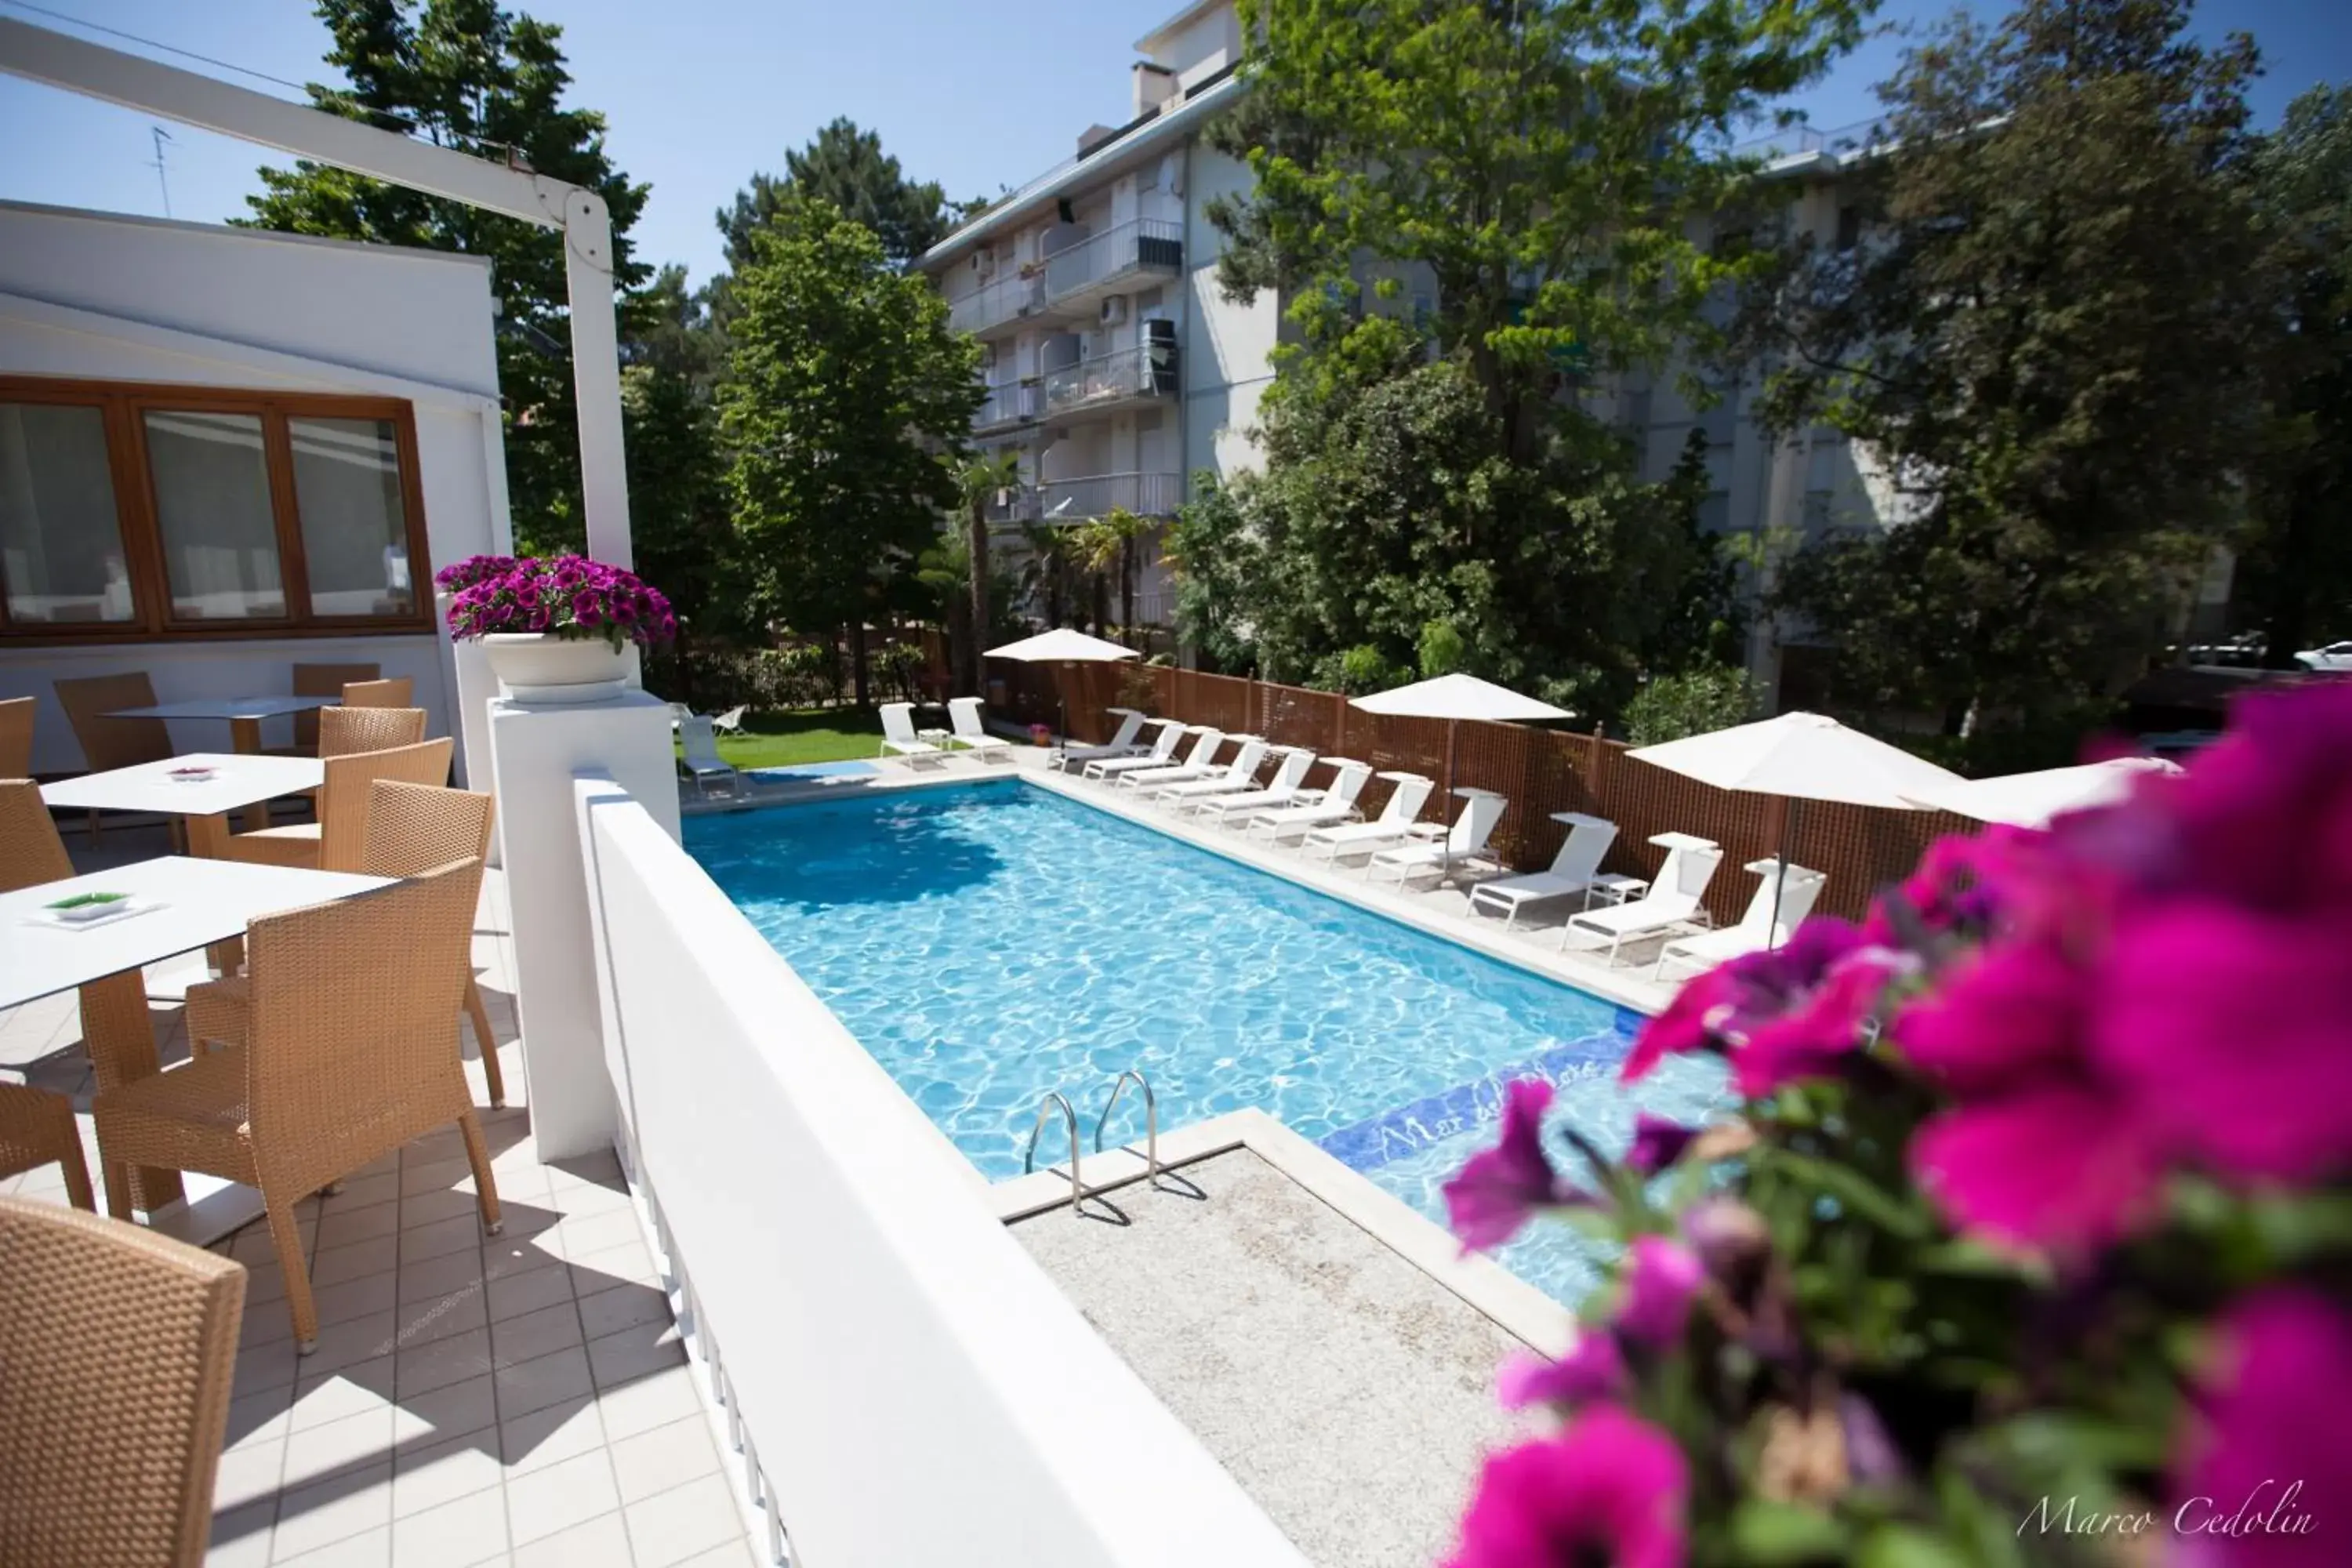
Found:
[1897,941,2084,1093]
[2095,906,2352,1184]
[442,555,674,652]
[2151,679,2352,916]
[1617,1236,1704,1347]
[1497,1332,1628,1412]
[1444,1080,1582,1252]
[1900,682,2352,1249]
[1624,1114,1696,1177]
[2172,1287,2352,1568]
[1449,1408,1689,1568]
[1623,917,1900,1095]
[1911,1083,2169,1251]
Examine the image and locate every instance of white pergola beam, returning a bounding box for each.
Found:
[0,16,633,566]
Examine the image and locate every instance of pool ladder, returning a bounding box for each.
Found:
[1022,1068,1159,1216]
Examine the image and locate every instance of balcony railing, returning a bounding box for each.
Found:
[985,473,1183,525]
[1037,471,1184,521]
[1040,220,1182,307]
[974,380,1042,431]
[1041,343,1178,419]
[947,270,1044,336]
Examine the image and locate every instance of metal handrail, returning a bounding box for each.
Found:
[1022,1091,1083,1214]
[1093,1069,1158,1187]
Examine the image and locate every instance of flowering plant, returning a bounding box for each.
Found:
[1443,681,2352,1568]
[436,554,676,652]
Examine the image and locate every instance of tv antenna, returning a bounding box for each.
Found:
[147,124,174,217]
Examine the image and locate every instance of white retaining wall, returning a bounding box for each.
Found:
[573,779,1306,1568]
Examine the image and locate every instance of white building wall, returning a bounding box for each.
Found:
[0,205,510,778]
[1181,142,1279,484]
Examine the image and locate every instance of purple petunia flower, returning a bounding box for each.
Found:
[1443,1080,1584,1253]
[1497,1332,1629,1412]
[1624,1114,1697,1177]
[1900,682,2352,1251]
[1448,1407,1689,1568]
[1622,917,1902,1096]
[1617,1236,1704,1347]
[2172,1287,2352,1568]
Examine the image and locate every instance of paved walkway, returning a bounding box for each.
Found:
[0,825,758,1568]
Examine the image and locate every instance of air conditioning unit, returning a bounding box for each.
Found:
[1100,296,1129,327]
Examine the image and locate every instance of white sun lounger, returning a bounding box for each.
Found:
[877,702,946,767]
[677,715,740,798]
[1196,747,1319,822]
[1367,788,1507,884]
[1302,773,1435,861]
[1653,858,1827,978]
[1562,833,1725,964]
[1082,719,1187,779]
[1053,710,1152,771]
[1116,728,1229,790]
[1245,759,1374,839]
[1152,738,1271,807]
[946,697,1013,762]
[1466,812,1621,926]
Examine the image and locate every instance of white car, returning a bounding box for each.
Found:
[2295,641,2352,672]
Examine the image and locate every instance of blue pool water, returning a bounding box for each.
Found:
[686,781,1723,1303]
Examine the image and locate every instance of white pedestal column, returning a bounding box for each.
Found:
[488,688,681,1161]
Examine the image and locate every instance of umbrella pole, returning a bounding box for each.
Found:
[1768,797,1798,949]
[1442,720,1457,872]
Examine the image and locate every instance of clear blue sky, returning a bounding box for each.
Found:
[1,0,2344,292]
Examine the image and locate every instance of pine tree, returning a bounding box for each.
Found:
[241,0,650,555]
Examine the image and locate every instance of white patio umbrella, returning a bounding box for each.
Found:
[985,628,1140,747]
[1900,755,2180,828]
[1628,711,1965,943]
[1349,674,1577,857]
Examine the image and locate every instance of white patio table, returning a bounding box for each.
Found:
[103,697,340,830]
[2,854,384,1245]
[42,753,324,859]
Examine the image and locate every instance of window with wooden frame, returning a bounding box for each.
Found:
[0,376,434,642]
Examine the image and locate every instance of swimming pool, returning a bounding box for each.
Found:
[686,780,1722,1303]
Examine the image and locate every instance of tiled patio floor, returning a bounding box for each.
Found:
[0,822,758,1568]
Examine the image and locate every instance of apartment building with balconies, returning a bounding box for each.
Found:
[919,0,1277,633]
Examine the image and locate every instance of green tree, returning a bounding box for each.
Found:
[717,118,954,272]
[1192,0,1868,717]
[1740,0,2267,731]
[717,197,978,707]
[1073,507,1152,648]
[241,0,650,555]
[2238,84,2352,667]
[621,360,731,673]
[952,448,1023,693]
[1167,325,1740,713]
[1624,664,1759,744]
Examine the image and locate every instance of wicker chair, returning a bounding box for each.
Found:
[219,737,452,870]
[53,673,172,844]
[287,662,379,753]
[1,777,74,891]
[2,782,180,1214]
[0,695,34,779]
[187,782,507,1107]
[93,861,497,1350]
[317,704,427,758]
[341,677,415,708]
[0,1195,246,1566]
[0,1084,96,1210]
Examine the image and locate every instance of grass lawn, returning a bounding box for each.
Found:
[679,706,887,771]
